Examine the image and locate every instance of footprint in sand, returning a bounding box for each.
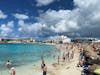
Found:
[66,67,70,69]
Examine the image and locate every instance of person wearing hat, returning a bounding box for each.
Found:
[10,67,16,75]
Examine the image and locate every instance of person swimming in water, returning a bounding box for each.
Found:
[6,60,12,69]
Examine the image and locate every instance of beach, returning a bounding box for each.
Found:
[49,43,82,75]
[0,43,82,75]
[43,43,100,75]
[1,43,100,75]
[0,44,56,75]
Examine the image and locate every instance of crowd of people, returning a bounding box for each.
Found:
[77,43,100,75]
[4,43,100,75]
[62,46,75,63]
[57,43,100,75]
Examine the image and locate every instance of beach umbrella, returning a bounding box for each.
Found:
[94,69,100,75]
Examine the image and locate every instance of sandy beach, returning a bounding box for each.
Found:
[2,43,100,75]
[1,43,83,75]
[47,44,82,75]
[1,0,100,75]
[44,43,100,75]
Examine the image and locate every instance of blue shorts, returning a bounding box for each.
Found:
[43,71,46,75]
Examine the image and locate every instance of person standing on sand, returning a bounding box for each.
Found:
[42,64,47,75]
[41,56,45,70]
[5,60,12,69]
[10,67,16,75]
[65,49,70,62]
[70,47,75,60]
[62,52,65,62]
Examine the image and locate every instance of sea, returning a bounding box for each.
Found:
[0,44,58,75]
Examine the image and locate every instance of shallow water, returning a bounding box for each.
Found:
[0,44,57,72]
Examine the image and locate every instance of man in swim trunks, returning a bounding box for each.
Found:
[42,64,47,75]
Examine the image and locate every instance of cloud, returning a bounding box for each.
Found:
[15,0,100,38]
[18,20,44,37]
[0,21,14,37]
[0,0,99,39]
[37,9,79,33]
[73,0,100,32]
[36,0,55,6]
[0,10,7,19]
[74,0,99,8]
[35,0,100,37]
[13,14,29,20]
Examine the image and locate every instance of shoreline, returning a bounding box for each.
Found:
[1,43,100,75]
[1,43,82,75]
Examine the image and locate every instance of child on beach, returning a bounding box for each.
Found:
[10,67,16,75]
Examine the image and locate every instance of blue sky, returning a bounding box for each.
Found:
[0,0,100,40]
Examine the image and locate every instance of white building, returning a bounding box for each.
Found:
[48,35,71,43]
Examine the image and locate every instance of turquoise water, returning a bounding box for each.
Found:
[0,44,56,70]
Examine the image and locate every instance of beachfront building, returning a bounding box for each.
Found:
[22,38,35,43]
[0,38,36,43]
[0,38,3,43]
[0,38,22,43]
[92,39,100,43]
[8,39,22,43]
[71,38,97,43]
[45,35,71,44]
[62,37,71,43]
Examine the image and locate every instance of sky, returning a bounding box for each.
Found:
[0,0,100,40]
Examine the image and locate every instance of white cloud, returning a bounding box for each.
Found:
[13,14,29,20]
[36,0,100,37]
[0,21,14,37]
[18,20,44,36]
[0,10,7,19]
[74,0,99,8]
[36,0,55,6]
[74,0,100,28]
[38,9,79,33]
[18,20,25,26]
[17,0,100,38]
